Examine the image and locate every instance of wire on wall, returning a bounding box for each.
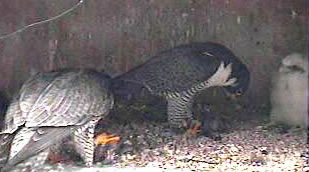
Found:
[0,0,84,40]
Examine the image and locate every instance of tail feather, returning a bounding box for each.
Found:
[0,134,14,168]
[2,126,75,172]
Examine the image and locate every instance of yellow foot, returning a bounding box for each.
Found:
[94,133,121,146]
[183,120,202,136]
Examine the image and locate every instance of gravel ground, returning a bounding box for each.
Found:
[98,122,307,172]
[9,120,307,172]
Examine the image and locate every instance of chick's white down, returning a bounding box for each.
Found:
[270,53,308,127]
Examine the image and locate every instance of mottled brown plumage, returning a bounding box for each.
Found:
[0,69,114,171]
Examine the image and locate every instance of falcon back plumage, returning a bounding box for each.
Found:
[112,42,250,128]
[0,69,114,171]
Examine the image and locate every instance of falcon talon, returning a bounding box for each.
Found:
[94,133,121,146]
[187,121,202,137]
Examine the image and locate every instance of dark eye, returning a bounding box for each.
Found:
[236,90,243,95]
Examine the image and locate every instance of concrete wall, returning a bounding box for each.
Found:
[0,0,307,108]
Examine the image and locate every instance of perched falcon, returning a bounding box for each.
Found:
[112,42,250,130]
[0,68,114,171]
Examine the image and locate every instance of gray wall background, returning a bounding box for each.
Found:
[0,0,307,110]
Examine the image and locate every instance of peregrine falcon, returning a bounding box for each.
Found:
[0,68,114,171]
[112,42,250,129]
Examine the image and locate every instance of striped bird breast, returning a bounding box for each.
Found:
[163,79,211,100]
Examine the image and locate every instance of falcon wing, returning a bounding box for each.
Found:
[1,72,61,134]
[1,126,75,171]
[21,70,101,127]
[2,69,113,171]
[2,69,112,132]
[114,44,222,95]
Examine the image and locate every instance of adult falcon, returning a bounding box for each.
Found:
[0,68,114,171]
[112,42,250,130]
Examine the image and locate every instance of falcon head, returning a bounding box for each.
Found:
[223,62,250,99]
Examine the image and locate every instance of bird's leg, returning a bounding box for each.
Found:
[167,94,196,134]
[73,118,100,167]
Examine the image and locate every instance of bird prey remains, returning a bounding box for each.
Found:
[0,68,114,171]
[112,42,250,130]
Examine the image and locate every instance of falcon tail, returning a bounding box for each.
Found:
[1,126,75,172]
[0,134,15,168]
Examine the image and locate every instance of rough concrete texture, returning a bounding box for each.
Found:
[0,0,307,109]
